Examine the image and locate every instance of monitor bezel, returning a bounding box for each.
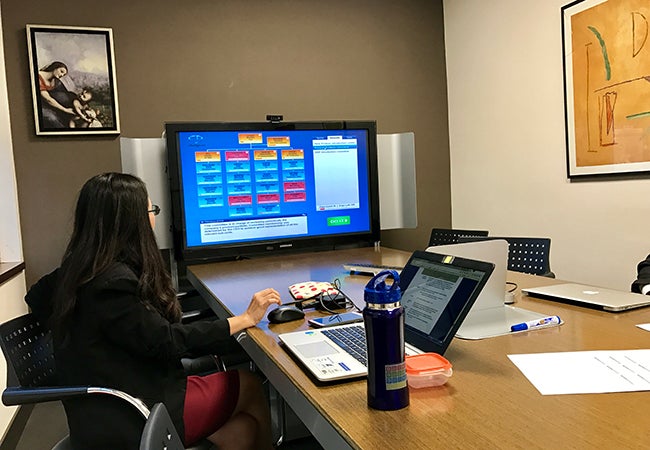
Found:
[401,250,495,355]
[165,120,381,264]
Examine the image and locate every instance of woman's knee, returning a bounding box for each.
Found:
[238,370,264,394]
[236,370,267,409]
[210,412,256,449]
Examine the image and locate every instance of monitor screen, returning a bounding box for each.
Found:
[165,121,380,263]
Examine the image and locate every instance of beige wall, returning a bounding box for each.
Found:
[445,0,650,290]
[2,0,451,286]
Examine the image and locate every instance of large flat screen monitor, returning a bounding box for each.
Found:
[165,120,380,264]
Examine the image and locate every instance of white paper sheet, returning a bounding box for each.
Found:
[636,323,650,331]
[508,349,650,395]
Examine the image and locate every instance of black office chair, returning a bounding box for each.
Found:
[140,402,185,450]
[179,289,217,323]
[0,313,213,450]
[428,228,489,247]
[458,236,555,278]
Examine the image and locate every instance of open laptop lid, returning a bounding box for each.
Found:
[426,240,508,311]
[522,283,650,312]
[400,250,495,354]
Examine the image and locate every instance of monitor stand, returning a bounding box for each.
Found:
[454,304,551,339]
[426,240,556,339]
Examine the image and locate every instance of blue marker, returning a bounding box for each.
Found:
[511,315,561,332]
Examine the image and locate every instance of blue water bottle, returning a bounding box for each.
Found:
[363,269,409,410]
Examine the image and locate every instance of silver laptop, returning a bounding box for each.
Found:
[278,250,494,382]
[522,283,650,312]
[427,240,560,339]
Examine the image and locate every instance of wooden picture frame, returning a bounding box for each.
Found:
[27,24,120,136]
[562,0,650,177]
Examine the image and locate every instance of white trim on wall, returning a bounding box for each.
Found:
[0,2,23,263]
[0,2,28,440]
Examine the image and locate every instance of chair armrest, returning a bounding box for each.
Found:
[3,386,150,419]
[179,291,216,324]
[2,386,90,405]
[181,354,224,375]
[181,309,214,323]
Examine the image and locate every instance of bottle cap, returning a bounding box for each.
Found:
[510,323,529,332]
[364,270,401,304]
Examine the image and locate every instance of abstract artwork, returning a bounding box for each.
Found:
[562,0,650,177]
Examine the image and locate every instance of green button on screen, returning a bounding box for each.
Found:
[328,216,350,226]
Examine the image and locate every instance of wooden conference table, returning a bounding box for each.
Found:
[187,247,650,449]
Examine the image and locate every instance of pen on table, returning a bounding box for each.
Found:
[510,315,561,332]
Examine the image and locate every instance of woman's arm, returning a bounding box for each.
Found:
[93,281,230,360]
[40,90,74,115]
[227,288,282,335]
[92,274,280,361]
[24,268,59,324]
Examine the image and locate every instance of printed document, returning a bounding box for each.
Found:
[508,349,650,395]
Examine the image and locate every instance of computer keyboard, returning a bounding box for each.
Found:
[343,263,403,275]
[322,325,368,366]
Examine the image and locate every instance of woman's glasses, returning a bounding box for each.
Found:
[148,204,161,216]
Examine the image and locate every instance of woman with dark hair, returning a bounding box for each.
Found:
[38,61,77,128]
[26,172,280,449]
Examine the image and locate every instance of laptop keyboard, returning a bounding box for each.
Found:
[322,325,367,367]
[342,263,403,275]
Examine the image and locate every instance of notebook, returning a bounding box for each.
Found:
[427,240,560,339]
[522,283,650,312]
[278,250,494,382]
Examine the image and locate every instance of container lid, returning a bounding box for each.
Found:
[364,270,401,304]
[405,353,452,375]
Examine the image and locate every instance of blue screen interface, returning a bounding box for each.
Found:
[176,128,373,249]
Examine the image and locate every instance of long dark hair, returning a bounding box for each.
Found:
[52,173,180,336]
[40,61,68,72]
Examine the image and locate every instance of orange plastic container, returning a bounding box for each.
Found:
[405,353,453,388]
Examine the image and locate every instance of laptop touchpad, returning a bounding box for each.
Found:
[296,341,339,358]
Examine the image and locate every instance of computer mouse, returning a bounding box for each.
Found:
[267,305,305,324]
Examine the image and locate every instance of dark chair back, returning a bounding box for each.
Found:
[139,403,185,450]
[428,228,489,247]
[0,314,213,449]
[458,236,555,277]
[0,313,56,388]
[506,237,554,277]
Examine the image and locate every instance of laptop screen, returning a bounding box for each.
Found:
[400,250,494,354]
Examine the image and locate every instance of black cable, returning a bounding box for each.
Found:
[332,278,362,313]
[317,279,360,314]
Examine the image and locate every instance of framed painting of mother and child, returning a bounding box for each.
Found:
[27,24,120,136]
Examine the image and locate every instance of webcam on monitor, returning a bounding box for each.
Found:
[266,114,283,123]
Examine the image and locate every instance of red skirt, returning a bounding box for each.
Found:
[183,370,240,445]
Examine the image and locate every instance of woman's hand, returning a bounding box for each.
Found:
[227,288,282,335]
